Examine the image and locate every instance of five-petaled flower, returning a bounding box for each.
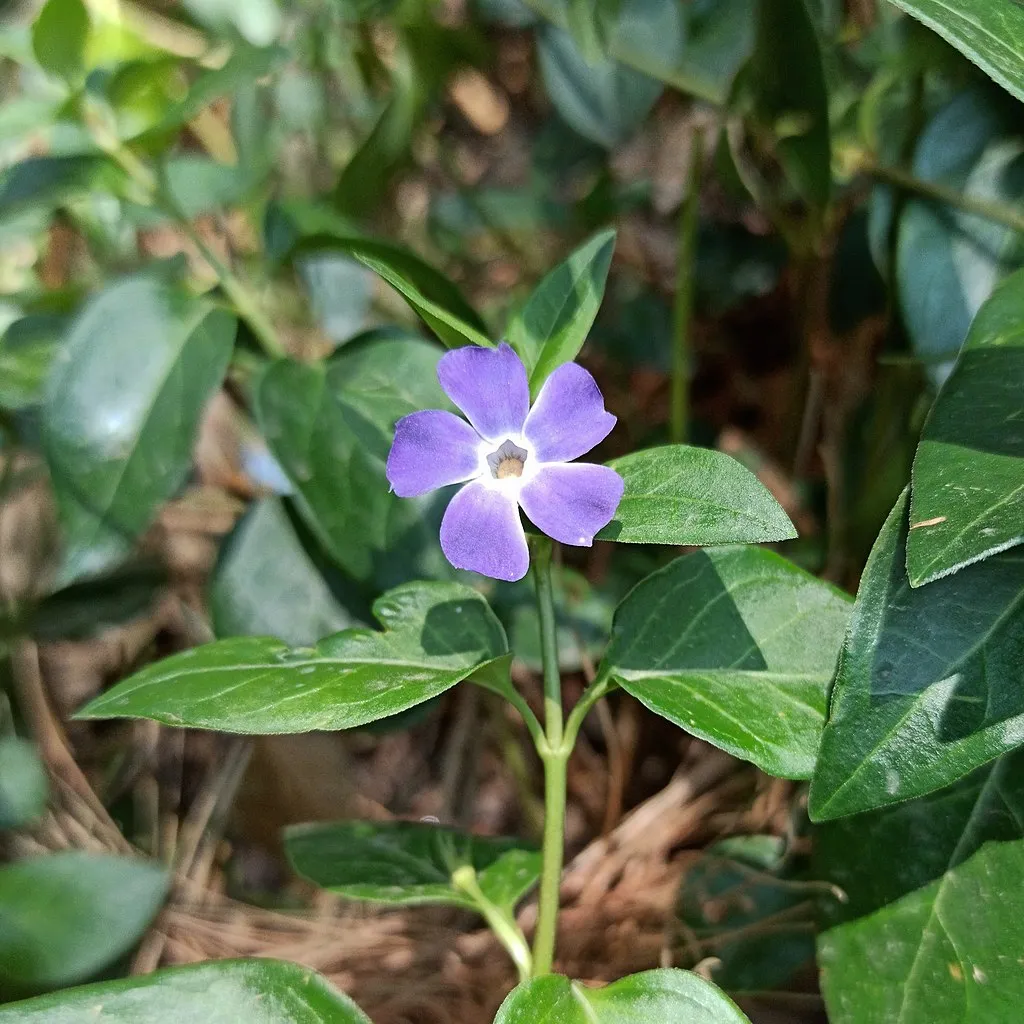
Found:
[386,343,624,581]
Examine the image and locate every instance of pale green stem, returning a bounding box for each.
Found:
[452,866,533,982]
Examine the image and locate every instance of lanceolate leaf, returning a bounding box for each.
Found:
[0,959,371,1023]
[43,276,235,583]
[596,445,797,545]
[507,228,616,390]
[908,267,1024,586]
[254,335,449,579]
[809,491,1024,821]
[818,839,1024,1023]
[77,582,507,733]
[887,0,1024,104]
[285,820,540,912]
[494,970,751,1023]
[0,852,168,992]
[602,546,852,778]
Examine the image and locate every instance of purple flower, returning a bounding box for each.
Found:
[386,343,624,581]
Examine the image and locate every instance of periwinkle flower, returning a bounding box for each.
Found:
[386,343,624,581]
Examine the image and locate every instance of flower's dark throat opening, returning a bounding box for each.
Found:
[487,439,528,480]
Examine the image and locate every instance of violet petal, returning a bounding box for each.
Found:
[523,363,616,463]
[437,342,529,442]
[519,463,624,547]
[386,410,482,498]
[440,480,530,581]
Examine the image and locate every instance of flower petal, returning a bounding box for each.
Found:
[519,463,624,547]
[437,342,529,442]
[440,480,530,581]
[386,410,482,498]
[523,363,616,463]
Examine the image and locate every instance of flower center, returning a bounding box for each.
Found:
[486,439,528,480]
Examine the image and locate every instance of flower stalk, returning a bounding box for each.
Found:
[531,536,568,977]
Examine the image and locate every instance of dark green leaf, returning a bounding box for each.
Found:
[0,156,124,218]
[0,315,64,410]
[254,335,447,578]
[77,581,508,733]
[32,0,89,82]
[285,820,540,911]
[507,228,615,389]
[908,267,1024,586]
[537,24,662,150]
[809,491,1024,821]
[896,89,1024,365]
[602,546,852,778]
[0,852,168,992]
[677,0,756,103]
[748,0,831,209]
[887,0,1024,104]
[210,499,358,647]
[284,234,489,349]
[596,445,797,545]
[494,969,751,1023]
[0,738,47,830]
[43,275,235,583]
[818,839,1024,1023]
[0,958,370,1022]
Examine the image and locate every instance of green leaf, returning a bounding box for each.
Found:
[907,267,1024,586]
[181,0,283,48]
[161,155,263,219]
[748,0,831,209]
[507,228,615,389]
[494,969,751,1023]
[818,839,1024,1023]
[253,335,448,578]
[77,581,507,733]
[210,498,358,647]
[887,0,1024,104]
[536,24,662,150]
[0,958,371,1022]
[896,88,1024,366]
[0,738,47,830]
[596,445,797,545]
[0,315,64,411]
[0,852,168,992]
[43,275,235,583]
[297,255,372,346]
[285,820,540,912]
[283,233,489,349]
[602,546,852,778]
[0,156,124,218]
[32,0,89,82]
[808,490,1024,821]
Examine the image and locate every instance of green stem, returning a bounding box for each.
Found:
[866,159,1024,235]
[452,866,533,982]
[562,668,616,754]
[530,537,566,977]
[670,127,704,445]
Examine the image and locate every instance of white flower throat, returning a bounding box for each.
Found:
[479,437,536,493]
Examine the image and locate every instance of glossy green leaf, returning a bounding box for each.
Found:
[748,0,831,209]
[254,335,447,578]
[32,0,89,82]
[677,0,755,103]
[210,499,357,647]
[0,852,168,992]
[0,959,371,1023]
[77,581,507,733]
[596,445,797,545]
[887,0,1024,104]
[0,156,124,218]
[494,969,751,1023]
[285,234,489,349]
[0,738,47,830]
[0,315,64,410]
[809,491,1024,821]
[43,276,235,583]
[896,89,1024,365]
[818,839,1024,1023]
[507,228,615,389]
[285,820,540,911]
[537,25,662,150]
[602,546,852,778]
[908,267,1024,586]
